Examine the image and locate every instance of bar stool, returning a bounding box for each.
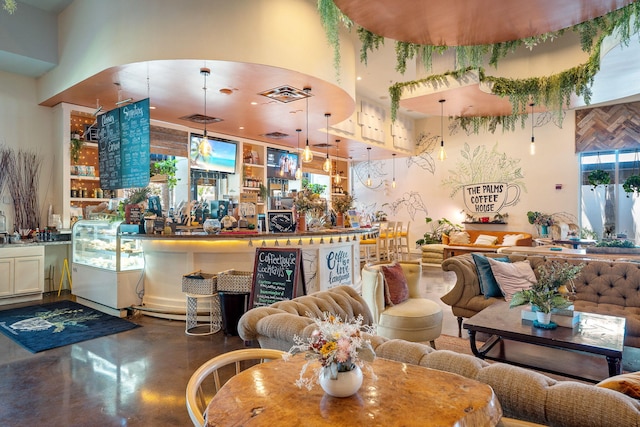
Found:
[397,221,411,260]
[185,292,222,336]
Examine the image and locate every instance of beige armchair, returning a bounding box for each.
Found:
[361,261,442,347]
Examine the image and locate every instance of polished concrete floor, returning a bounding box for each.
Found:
[0,264,459,427]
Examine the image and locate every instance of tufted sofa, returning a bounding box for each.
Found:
[441,253,640,347]
[238,286,640,427]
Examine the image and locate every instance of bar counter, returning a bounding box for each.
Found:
[127,228,376,319]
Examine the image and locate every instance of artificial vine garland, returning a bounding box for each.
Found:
[317,0,640,131]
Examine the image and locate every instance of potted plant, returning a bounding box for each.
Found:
[415,217,462,246]
[587,169,610,191]
[151,158,179,189]
[332,192,355,227]
[510,261,584,326]
[527,211,554,237]
[70,137,84,164]
[293,187,324,231]
[623,175,640,197]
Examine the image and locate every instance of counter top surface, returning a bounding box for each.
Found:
[0,240,71,248]
[125,228,376,240]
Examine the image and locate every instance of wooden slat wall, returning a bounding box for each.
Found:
[150,125,189,157]
[576,102,640,153]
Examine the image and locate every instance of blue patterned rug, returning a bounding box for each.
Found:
[0,300,140,353]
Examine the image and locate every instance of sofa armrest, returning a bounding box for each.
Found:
[361,267,384,322]
[515,235,532,246]
[440,254,482,307]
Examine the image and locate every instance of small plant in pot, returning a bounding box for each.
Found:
[623,175,640,197]
[510,261,584,327]
[587,169,610,191]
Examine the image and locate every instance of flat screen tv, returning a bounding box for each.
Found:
[266,147,298,180]
[189,134,238,174]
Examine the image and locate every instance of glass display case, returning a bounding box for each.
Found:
[72,219,144,271]
[71,219,144,316]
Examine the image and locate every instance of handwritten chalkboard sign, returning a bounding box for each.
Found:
[267,210,295,233]
[249,248,306,308]
[98,98,150,190]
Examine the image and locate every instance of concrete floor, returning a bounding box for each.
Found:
[0,264,457,427]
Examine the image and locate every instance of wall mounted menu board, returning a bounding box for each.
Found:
[249,248,306,308]
[98,98,151,190]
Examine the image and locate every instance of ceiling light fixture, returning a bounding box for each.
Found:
[201,66,210,140]
[438,99,447,162]
[366,147,372,187]
[529,102,536,156]
[323,113,332,173]
[334,139,342,185]
[301,87,313,163]
[392,153,396,188]
[295,128,303,180]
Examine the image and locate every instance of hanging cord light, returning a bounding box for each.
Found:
[392,153,397,188]
[295,128,303,180]
[323,113,332,173]
[201,67,210,140]
[366,147,372,187]
[334,139,342,185]
[529,102,536,155]
[301,87,313,163]
[438,99,447,161]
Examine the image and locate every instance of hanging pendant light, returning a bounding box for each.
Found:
[323,113,332,173]
[438,99,447,161]
[295,128,303,180]
[392,153,397,188]
[301,87,313,163]
[366,147,372,187]
[334,139,342,185]
[200,67,210,140]
[529,102,536,156]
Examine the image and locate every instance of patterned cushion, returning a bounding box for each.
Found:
[474,234,499,245]
[448,231,471,245]
[381,263,409,306]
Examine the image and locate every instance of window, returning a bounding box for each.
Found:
[580,150,639,242]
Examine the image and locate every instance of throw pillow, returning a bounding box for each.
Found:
[501,234,524,246]
[487,258,536,302]
[472,254,510,299]
[380,263,409,306]
[596,372,640,399]
[449,231,470,245]
[474,234,498,245]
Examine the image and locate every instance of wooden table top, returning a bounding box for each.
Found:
[205,355,502,426]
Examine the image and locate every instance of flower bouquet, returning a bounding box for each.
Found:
[285,312,375,392]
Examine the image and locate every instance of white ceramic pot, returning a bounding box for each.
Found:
[319,365,363,398]
[536,311,552,325]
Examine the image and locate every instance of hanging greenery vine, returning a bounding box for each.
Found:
[318,0,640,131]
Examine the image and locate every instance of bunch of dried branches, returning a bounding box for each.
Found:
[6,148,42,231]
[0,146,10,198]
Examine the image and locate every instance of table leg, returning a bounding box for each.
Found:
[469,331,501,359]
[606,355,623,377]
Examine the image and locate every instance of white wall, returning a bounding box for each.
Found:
[0,70,57,232]
[352,110,579,250]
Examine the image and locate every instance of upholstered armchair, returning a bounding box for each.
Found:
[361,261,442,347]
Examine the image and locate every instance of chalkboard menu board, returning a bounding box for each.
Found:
[249,248,305,308]
[98,98,150,190]
[267,210,295,233]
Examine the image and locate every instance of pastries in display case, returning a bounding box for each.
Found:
[72,219,144,271]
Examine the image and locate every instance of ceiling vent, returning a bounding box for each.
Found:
[180,113,223,124]
[259,85,311,103]
[261,131,289,140]
[313,143,333,148]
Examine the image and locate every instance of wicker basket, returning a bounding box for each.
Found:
[182,271,217,294]
[217,269,253,293]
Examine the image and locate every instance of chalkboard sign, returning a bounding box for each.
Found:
[267,210,295,233]
[98,98,151,190]
[249,248,306,308]
[125,204,142,224]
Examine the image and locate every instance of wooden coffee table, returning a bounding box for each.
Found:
[464,302,626,383]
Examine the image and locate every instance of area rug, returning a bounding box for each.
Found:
[0,300,140,353]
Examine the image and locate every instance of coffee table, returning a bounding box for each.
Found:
[464,302,626,383]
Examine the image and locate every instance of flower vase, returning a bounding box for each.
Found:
[336,212,344,228]
[297,213,306,232]
[540,225,549,237]
[319,365,363,398]
[536,311,552,325]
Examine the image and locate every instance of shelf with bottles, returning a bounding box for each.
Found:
[242,143,264,166]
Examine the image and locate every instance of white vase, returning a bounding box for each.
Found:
[319,365,363,397]
[536,311,552,325]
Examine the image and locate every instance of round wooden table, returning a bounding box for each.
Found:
[205,355,502,426]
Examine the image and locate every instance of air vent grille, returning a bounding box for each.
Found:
[261,132,289,139]
[259,85,311,103]
[180,114,223,124]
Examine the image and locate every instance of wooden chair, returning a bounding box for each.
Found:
[186,348,285,427]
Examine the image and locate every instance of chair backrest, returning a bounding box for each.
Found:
[361,261,422,321]
[186,348,285,427]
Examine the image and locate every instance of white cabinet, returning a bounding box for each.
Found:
[0,246,44,304]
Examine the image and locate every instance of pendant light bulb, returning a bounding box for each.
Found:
[302,88,313,163]
[391,153,397,188]
[295,128,303,180]
[529,102,536,156]
[323,113,332,173]
[335,171,342,185]
[438,99,447,162]
[334,139,341,184]
[366,147,372,187]
[201,67,210,139]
